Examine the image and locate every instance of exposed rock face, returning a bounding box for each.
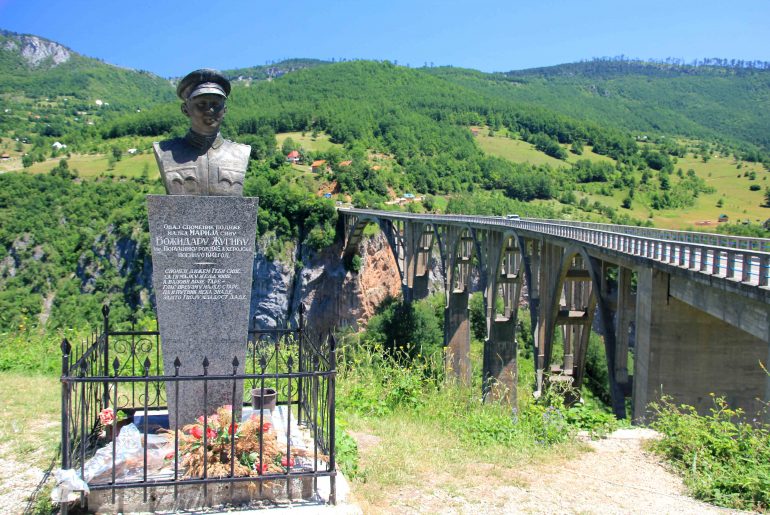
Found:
[249,238,296,329]
[0,233,32,279]
[247,231,403,335]
[3,33,71,68]
[18,222,409,334]
[291,232,402,336]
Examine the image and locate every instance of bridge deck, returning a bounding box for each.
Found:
[343,209,770,304]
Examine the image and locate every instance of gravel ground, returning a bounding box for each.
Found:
[3,428,749,514]
[0,453,46,513]
[351,428,749,515]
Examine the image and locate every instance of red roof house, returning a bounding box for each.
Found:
[311,159,328,173]
[286,150,300,163]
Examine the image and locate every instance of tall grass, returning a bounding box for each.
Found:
[334,330,619,479]
[649,395,770,511]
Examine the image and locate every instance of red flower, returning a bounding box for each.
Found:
[281,456,295,467]
[99,408,115,426]
[164,452,175,460]
[228,423,238,435]
[190,425,217,440]
[257,463,269,474]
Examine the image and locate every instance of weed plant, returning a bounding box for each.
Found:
[336,331,616,466]
[649,395,770,511]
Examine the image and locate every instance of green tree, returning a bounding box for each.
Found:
[570,140,584,155]
[281,137,300,156]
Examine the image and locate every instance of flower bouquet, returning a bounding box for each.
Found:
[166,405,317,478]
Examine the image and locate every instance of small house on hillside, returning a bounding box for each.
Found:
[286,150,300,163]
[471,128,479,137]
[0,153,10,160]
[311,159,328,173]
[52,141,66,150]
[718,214,729,223]
[338,160,352,169]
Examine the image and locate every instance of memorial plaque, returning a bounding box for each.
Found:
[147,195,257,428]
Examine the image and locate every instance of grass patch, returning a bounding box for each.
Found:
[11,152,156,179]
[477,133,615,168]
[573,151,770,230]
[275,131,343,153]
[336,316,615,510]
[649,395,770,511]
[0,331,66,375]
[476,134,566,167]
[0,373,60,468]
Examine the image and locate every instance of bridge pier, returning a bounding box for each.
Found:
[444,226,474,385]
[633,268,770,423]
[481,232,523,403]
[403,221,433,302]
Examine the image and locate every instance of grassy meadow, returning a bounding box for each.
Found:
[475,131,770,230]
[275,131,343,153]
[476,131,614,168]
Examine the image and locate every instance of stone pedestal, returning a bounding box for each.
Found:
[147,195,257,428]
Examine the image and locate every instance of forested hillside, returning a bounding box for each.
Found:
[1,32,770,337]
[427,58,770,152]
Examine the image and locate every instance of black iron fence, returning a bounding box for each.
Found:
[60,305,336,513]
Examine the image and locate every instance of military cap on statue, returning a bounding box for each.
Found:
[176,68,232,100]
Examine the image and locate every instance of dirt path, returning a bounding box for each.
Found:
[0,451,46,514]
[349,428,746,514]
[2,428,746,514]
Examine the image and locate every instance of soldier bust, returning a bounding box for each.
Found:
[153,69,250,196]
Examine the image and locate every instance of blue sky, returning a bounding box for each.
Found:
[1,0,768,77]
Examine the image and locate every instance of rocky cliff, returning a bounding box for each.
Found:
[249,232,402,335]
[1,31,71,68]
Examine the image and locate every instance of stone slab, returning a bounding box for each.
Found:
[148,195,257,428]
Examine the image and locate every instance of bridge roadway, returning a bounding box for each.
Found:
[339,208,770,422]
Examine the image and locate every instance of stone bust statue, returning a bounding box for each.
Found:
[153,69,250,196]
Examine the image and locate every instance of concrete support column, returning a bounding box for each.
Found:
[481,232,521,405]
[534,242,564,395]
[443,227,474,385]
[633,268,769,423]
[615,267,634,386]
[446,291,471,385]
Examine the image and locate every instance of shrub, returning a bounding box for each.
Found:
[649,396,770,511]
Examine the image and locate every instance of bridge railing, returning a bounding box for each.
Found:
[343,209,770,290]
[512,218,770,253]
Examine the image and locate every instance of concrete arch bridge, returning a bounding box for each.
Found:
[339,209,770,422]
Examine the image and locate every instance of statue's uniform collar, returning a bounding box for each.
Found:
[184,130,224,150]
